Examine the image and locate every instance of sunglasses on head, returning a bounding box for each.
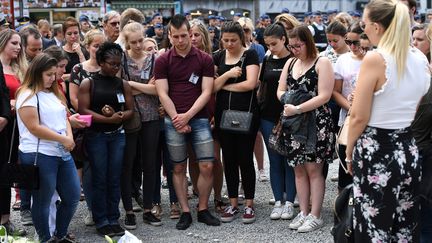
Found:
[345,39,360,46]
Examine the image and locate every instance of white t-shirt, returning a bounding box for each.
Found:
[16,90,67,157]
[334,53,362,126]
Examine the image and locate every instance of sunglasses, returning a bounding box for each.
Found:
[359,21,373,31]
[360,46,372,52]
[345,39,360,46]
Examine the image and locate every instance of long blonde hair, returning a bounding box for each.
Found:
[0,29,28,81]
[189,19,212,54]
[16,53,65,104]
[366,0,410,78]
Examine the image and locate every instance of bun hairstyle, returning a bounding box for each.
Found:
[221,21,246,47]
[366,0,411,78]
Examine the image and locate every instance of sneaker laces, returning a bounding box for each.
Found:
[244,206,254,215]
[224,206,236,214]
[283,203,293,214]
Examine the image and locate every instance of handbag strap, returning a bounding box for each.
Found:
[7,118,16,164]
[34,94,41,166]
[228,53,253,112]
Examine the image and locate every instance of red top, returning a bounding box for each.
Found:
[154,46,214,119]
[4,74,20,100]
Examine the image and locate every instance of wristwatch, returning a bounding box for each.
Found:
[295,105,302,114]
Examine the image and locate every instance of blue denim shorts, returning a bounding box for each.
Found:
[164,117,214,163]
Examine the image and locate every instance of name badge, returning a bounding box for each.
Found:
[117,93,125,103]
[189,73,199,85]
[141,70,150,80]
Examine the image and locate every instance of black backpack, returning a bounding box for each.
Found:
[331,184,355,243]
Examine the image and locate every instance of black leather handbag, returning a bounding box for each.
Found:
[332,184,355,243]
[220,55,254,134]
[220,91,253,134]
[0,97,41,190]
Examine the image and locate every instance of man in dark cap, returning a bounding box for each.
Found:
[79,15,92,36]
[308,11,327,52]
[282,8,290,14]
[146,13,163,38]
[184,11,192,21]
[16,16,30,32]
[255,14,271,51]
[152,23,164,49]
[233,13,242,22]
[208,15,220,40]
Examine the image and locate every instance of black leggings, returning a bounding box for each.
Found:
[0,130,10,216]
[219,130,257,200]
[139,120,160,209]
[120,131,140,212]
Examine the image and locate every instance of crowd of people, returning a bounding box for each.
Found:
[0,0,431,242]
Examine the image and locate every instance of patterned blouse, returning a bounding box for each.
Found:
[70,63,99,86]
[123,52,159,122]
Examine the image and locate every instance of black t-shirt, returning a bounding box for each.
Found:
[65,49,89,75]
[213,49,260,125]
[412,81,432,152]
[89,73,125,132]
[259,55,290,123]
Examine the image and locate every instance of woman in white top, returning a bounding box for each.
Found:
[332,22,366,192]
[345,0,431,242]
[16,53,80,242]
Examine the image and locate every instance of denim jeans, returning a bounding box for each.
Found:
[164,117,214,163]
[260,119,296,202]
[82,160,92,211]
[19,151,80,242]
[154,125,178,204]
[86,129,125,228]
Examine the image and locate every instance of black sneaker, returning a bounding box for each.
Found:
[96,225,115,237]
[110,224,125,237]
[124,214,137,230]
[176,212,192,230]
[197,209,221,226]
[143,212,163,226]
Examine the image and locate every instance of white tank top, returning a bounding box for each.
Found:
[368,48,431,129]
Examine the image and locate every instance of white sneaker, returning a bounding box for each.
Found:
[270,201,283,220]
[281,201,294,220]
[84,210,95,226]
[268,198,276,205]
[293,197,299,207]
[297,214,324,233]
[258,169,268,182]
[288,211,306,230]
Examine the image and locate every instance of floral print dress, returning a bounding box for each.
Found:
[352,126,421,242]
[284,58,335,167]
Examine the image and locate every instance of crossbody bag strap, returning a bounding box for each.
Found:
[228,52,250,111]
[7,118,16,164]
[34,94,41,166]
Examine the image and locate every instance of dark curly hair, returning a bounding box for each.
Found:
[96,42,123,66]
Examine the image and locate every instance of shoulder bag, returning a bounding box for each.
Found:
[121,53,153,134]
[219,55,254,134]
[0,95,41,190]
[331,184,354,243]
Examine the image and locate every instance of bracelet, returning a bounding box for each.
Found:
[345,159,352,164]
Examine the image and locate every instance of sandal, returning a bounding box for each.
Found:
[12,200,21,211]
[214,199,226,213]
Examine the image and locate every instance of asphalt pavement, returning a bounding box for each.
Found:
[10,159,339,243]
